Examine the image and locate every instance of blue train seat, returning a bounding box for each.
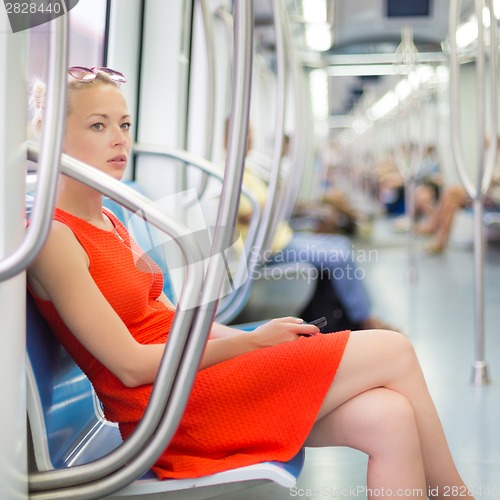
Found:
[26,294,122,469]
[26,293,305,497]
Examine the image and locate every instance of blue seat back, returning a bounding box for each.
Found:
[26,294,121,469]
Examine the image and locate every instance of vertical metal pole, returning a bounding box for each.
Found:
[189,0,215,199]
[471,0,487,385]
[471,197,488,384]
[254,0,287,260]
[0,7,28,499]
[394,26,420,282]
[449,0,497,384]
[407,99,425,282]
[279,3,309,223]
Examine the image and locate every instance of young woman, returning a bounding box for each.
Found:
[27,67,473,498]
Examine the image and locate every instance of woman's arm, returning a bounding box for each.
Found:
[28,223,318,387]
[201,317,318,368]
[28,221,167,387]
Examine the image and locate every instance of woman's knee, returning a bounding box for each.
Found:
[332,388,421,456]
[327,331,422,414]
[356,328,416,357]
[383,330,420,377]
[371,389,415,430]
[363,389,421,455]
[349,329,420,379]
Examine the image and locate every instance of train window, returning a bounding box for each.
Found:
[29,0,107,83]
[67,0,107,67]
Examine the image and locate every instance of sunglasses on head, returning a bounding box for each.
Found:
[68,66,127,84]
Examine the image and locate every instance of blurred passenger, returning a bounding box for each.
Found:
[418,145,443,208]
[375,152,406,216]
[294,188,363,236]
[418,140,500,254]
[376,146,442,232]
[236,128,391,331]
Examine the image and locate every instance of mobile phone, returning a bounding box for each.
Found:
[299,316,328,336]
[309,316,327,329]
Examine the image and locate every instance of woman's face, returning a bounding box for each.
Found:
[63,83,132,180]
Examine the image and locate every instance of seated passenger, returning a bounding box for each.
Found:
[417,184,472,254]
[235,127,390,330]
[375,152,406,216]
[418,140,500,254]
[378,145,443,232]
[26,67,474,498]
[293,188,364,236]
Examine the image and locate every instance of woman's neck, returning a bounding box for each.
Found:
[56,177,110,229]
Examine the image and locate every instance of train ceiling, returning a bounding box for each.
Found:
[253,0,476,119]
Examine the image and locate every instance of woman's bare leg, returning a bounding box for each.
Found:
[306,387,427,498]
[418,194,445,233]
[415,185,436,219]
[309,330,472,499]
[431,186,469,249]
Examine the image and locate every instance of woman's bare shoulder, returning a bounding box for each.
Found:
[28,219,90,300]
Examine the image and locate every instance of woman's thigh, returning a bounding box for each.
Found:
[316,329,420,420]
[305,386,420,455]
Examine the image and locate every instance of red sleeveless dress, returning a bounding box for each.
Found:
[29,208,350,480]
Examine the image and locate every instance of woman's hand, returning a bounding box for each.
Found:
[251,317,319,348]
[199,317,319,370]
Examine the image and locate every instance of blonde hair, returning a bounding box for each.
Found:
[29,71,121,137]
[29,79,46,137]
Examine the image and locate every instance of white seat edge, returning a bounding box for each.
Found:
[115,460,299,496]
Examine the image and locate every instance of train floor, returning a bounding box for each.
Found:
[216,215,500,500]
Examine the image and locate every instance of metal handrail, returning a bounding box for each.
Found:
[392,27,427,281]
[0,15,67,282]
[215,6,234,117]
[215,182,263,324]
[199,0,253,320]
[210,6,276,323]
[449,0,497,199]
[286,50,313,221]
[199,0,216,162]
[274,2,307,224]
[27,145,204,496]
[448,0,497,385]
[217,1,309,323]
[29,0,253,497]
[252,0,287,262]
[132,143,261,319]
[188,0,216,201]
[106,2,252,496]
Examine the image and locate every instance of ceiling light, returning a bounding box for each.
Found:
[302,0,327,23]
[416,65,434,84]
[305,24,332,52]
[495,0,500,18]
[309,69,329,119]
[352,117,371,135]
[456,19,478,48]
[395,79,412,100]
[367,91,398,121]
